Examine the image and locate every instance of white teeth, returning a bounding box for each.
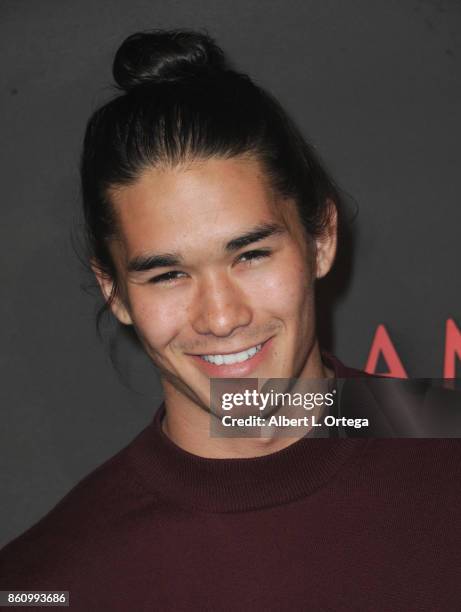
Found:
[201,344,262,365]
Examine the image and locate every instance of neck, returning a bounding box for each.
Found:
[161,342,334,459]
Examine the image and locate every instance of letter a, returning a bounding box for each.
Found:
[444,318,461,378]
[365,324,407,378]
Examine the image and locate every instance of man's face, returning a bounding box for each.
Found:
[99,156,335,411]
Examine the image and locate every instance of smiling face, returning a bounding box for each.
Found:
[94,155,337,416]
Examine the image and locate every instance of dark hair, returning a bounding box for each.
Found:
[80,29,343,329]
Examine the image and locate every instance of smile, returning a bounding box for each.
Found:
[199,344,263,365]
[188,337,273,377]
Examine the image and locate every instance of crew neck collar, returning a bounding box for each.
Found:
[127,354,368,512]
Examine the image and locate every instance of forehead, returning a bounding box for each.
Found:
[108,156,304,258]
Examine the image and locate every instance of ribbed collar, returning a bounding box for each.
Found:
[127,354,369,512]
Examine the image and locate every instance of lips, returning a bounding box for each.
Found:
[188,337,273,377]
[200,343,262,365]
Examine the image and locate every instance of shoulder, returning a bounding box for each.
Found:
[321,352,371,379]
[324,353,461,437]
[0,424,155,590]
[355,437,461,498]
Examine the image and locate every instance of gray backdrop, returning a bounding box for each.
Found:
[1,0,460,547]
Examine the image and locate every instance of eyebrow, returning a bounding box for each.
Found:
[127,252,182,273]
[224,222,285,252]
[126,222,286,273]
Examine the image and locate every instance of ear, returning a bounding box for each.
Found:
[91,259,133,325]
[314,199,338,279]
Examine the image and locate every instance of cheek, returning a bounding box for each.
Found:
[247,254,313,316]
[127,287,188,351]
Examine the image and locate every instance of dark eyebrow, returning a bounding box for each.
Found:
[126,223,286,273]
[127,253,183,273]
[224,223,286,253]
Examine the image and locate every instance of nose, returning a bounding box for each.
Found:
[190,272,252,337]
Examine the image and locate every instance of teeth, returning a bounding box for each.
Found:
[201,344,262,365]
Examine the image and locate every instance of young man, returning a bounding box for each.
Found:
[98,155,339,457]
[1,30,460,611]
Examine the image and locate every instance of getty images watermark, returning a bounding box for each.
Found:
[210,377,461,438]
[209,378,369,437]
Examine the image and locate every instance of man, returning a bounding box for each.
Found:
[96,155,339,456]
[1,29,460,612]
[1,154,460,612]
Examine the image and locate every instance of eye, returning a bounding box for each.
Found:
[237,249,272,264]
[148,271,187,284]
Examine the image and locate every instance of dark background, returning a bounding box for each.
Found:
[1,0,460,547]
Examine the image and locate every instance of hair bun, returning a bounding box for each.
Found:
[113,29,229,91]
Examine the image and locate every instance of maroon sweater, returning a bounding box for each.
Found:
[1,356,460,611]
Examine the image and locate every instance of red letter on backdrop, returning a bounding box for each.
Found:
[444,318,461,378]
[365,324,408,378]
